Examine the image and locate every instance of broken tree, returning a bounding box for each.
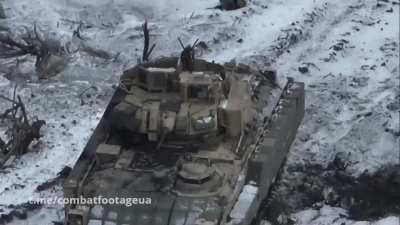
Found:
[0,22,122,80]
[0,24,68,79]
[141,20,156,62]
[0,90,45,167]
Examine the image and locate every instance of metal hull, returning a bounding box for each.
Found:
[63,58,305,225]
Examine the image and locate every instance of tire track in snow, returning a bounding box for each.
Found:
[260,0,399,223]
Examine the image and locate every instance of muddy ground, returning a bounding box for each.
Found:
[0,0,398,224]
[263,162,400,224]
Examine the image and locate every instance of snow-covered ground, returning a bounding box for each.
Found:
[278,0,399,175]
[294,206,399,225]
[0,0,398,224]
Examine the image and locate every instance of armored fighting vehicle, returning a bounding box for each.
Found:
[63,46,304,225]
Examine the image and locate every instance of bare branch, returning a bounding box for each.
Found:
[192,39,199,48]
[73,21,85,40]
[0,33,34,57]
[142,20,150,62]
[17,95,28,123]
[146,43,156,60]
[33,23,45,46]
[79,43,113,60]
[0,93,46,167]
[78,85,97,105]
[0,94,17,104]
[177,37,185,49]
[141,20,156,62]
[0,24,70,78]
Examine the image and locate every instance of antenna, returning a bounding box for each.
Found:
[192,39,199,48]
[177,37,185,49]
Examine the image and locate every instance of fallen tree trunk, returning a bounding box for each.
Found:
[69,22,119,61]
[78,43,114,60]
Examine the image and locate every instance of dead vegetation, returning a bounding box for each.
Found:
[71,22,119,61]
[141,20,156,62]
[263,161,400,224]
[0,86,45,167]
[0,24,69,79]
[0,22,118,80]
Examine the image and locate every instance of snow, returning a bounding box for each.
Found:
[207,0,329,62]
[0,75,10,87]
[0,0,399,224]
[0,95,103,206]
[277,0,399,175]
[230,184,258,220]
[90,205,104,219]
[294,206,400,225]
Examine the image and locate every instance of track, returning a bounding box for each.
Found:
[0,0,398,224]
